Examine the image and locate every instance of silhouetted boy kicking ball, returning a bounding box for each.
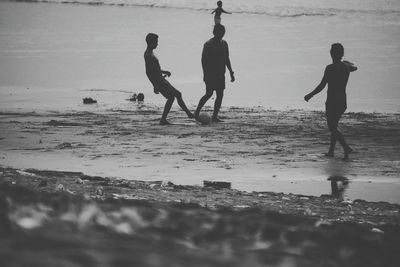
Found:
[304,43,357,160]
[144,33,194,125]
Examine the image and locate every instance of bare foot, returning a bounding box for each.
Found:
[343,148,353,160]
[187,112,195,119]
[160,119,172,125]
[325,152,334,158]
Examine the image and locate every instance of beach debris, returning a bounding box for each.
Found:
[56,183,65,192]
[304,208,313,216]
[111,193,137,200]
[137,93,144,102]
[56,142,72,149]
[342,199,354,204]
[233,205,251,209]
[371,228,384,234]
[315,219,332,227]
[217,159,233,169]
[347,204,353,213]
[83,97,97,104]
[76,178,84,184]
[16,170,36,176]
[129,93,137,102]
[149,183,157,189]
[203,180,231,190]
[161,180,174,189]
[96,186,104,196]
[183,158,196,161]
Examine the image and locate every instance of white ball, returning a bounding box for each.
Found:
[198,113,211,125]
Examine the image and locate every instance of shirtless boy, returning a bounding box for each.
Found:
[144,33,194,125]
[304,43,357,159]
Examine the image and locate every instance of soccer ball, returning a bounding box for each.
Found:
[198,113,211,125]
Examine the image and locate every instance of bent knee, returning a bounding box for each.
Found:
[174,91,182,99]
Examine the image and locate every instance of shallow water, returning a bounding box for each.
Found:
[0,0,400,112]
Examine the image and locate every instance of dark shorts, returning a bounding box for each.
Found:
[205,76,225,91]
[325,103,346,124]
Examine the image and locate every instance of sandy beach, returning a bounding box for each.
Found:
[1,0,400,266]
[1,106,399,203]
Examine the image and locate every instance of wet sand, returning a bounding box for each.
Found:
[1,106,399,203]
[1,106,400,267]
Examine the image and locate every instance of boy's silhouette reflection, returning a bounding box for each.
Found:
[328,176,349,199]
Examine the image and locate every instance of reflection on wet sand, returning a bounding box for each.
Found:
[322,158,352,199]
[328,175,349,199]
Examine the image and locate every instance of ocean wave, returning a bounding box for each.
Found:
[10,0,400,18]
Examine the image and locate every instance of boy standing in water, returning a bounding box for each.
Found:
[304,43,357,160]
[144,33,194,125]
[212,1,231,24]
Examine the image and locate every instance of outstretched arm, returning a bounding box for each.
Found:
[343,60,358,72]
[222,8,232,14]
[211,9,216,14]
[304,68,328,102]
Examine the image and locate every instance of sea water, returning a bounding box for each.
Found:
[0,0,400,112]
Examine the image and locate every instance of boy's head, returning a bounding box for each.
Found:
[213,24,225,40]
[146,33,158,49]
[330,43,344,61]
[217,1,222,7]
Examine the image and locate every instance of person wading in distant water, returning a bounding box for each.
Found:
[304,43,357,160]
[195,24,235,122]
[211,1,232,25]
[144,33,194,125]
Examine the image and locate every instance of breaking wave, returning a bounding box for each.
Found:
[10,0,400,18]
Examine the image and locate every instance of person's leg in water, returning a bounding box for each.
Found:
[195,88,213,118]
[325,111,339,157]
[212,89,224,122]
[326,109,352,159]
